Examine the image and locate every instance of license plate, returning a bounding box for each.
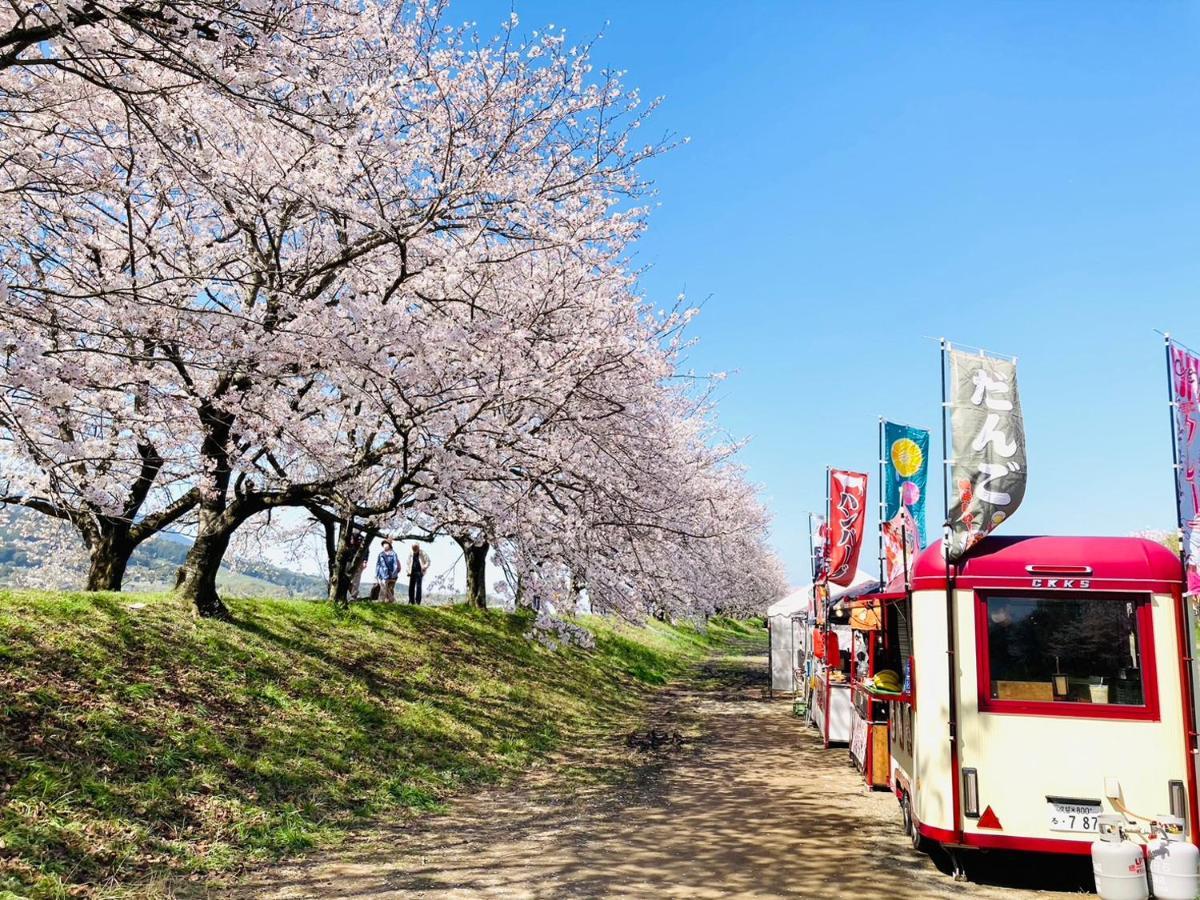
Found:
[1047,801,1102,833]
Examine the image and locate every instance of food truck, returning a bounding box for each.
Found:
[811,571,880,747]
[887,534,1199,866]
[810,609,852,746]
[845,591,906,789]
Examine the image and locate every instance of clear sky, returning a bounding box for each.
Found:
[436,2,1200,588]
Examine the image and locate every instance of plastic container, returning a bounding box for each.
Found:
[1093,815,1149,900]
[1089,683,1111,704]
[1148,815,1200,900]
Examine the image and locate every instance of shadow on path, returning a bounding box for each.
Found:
[230,650,1094,899]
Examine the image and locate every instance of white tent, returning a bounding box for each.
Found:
[767,585,810,619]
[829,569,880,603]
[768,569,881,693]
[768,585,812,693]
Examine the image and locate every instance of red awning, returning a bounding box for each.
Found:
[911,535,1182,594]
[841,590,909,610]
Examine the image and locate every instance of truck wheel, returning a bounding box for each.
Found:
[900,793,913,836]
[911,820,927,853]
[903,795,927,852]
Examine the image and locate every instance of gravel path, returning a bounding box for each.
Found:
[231,649,1094,899]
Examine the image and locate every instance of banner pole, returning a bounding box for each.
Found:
[807,512,814,582]
[825,466,831,579]
[940,340,950,523]
[1166,334,1187,569]
[1164,333,1200,840]
[879,417,886,588]
[940,337,963,847]
[823,466,831,624]
[808,512,820,583]
[823,466,833,748]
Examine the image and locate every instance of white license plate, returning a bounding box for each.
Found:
[1047,801,1102,833]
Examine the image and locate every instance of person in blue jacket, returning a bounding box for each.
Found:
[375,540,400,603]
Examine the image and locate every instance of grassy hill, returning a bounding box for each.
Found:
[0,590,763,898]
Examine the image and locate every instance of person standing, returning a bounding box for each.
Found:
[407,543,431,605]
[375,540,400,603]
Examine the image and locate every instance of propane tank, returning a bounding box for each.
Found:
[1147,814,1199,900]
[1092,814,1149,900]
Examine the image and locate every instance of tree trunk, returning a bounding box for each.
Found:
[513,573,535,611]
[457,537,488,609]
[568,572,586,615]
[82,525,134,595]
[177,404,237,619]
[84,533,132,591]
[319,515,338,586]
[327,517,357,608]
[175,511,234,620]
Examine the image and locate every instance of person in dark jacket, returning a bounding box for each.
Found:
[407,543,431,605]
[375,540,400,603]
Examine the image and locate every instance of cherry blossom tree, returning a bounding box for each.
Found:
[0,0,369,590]
[0,106,204,590]
[0,0,787,624]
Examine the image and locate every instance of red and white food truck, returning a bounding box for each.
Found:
[887,535,1199,865]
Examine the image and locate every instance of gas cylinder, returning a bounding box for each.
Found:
[1147,815,1199,900]
[1092,814,1149,900]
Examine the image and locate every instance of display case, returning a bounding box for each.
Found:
[847,604,895,789]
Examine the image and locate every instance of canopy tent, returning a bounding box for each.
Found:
[768,569,882,693]
[828,569,881,603]
[768,586,809,693]
[767,585,811,619]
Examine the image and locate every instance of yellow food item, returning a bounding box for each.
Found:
[872,669,902,692]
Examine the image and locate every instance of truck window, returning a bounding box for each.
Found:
[980,593,1151,713]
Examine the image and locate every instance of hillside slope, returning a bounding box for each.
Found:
[0,591,762,898]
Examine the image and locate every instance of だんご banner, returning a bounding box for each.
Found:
[883,421,929,548]
[946,349,1027,562]
[825,469,868,586]
[1170,343,1200,596]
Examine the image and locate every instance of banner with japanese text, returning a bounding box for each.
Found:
[825,469,868,586]
[1171,344,1200,596]
[946,349,1026,562]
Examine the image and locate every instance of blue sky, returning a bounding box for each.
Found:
[451,1,1200,586]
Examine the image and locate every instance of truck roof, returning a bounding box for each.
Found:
[911,535,1182,594]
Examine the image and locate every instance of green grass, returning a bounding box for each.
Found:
[0,590,763,898]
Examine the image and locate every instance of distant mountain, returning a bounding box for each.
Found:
[0,508,327,598]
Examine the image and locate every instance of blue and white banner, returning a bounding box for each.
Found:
[883,421,929,548]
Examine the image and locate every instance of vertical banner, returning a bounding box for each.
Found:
[946,349,1027,561]
[1170,343,1200,596]
[809,513,826,582]
[883,421,930,546]
[813,580,829,625]
[882,421,928,587]
[882,507,919,591]
[825,469,868,586]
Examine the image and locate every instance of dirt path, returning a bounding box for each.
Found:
[232,650,1093,899]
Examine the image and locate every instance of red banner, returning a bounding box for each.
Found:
[825,469,868,586]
